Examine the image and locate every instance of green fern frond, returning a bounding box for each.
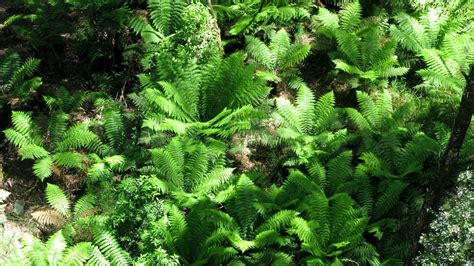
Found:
[290,217,321,255]
[94,231,131,266]
[339,1,362,32]
[327,151,353,193]
[279,43,311,69]
[3,129,32,149]
[246,36,274,68]
[8,57,41,90]
[148,0,186,35]
[419,48,450,77]
[195,167,235,194]
[74,193,96,219]
[11,111,34,135]
[62,242,93,265]
[46,230,68,265]
[373,180,408,219]
[314,91,336,131]
[19,144,49,160]
[313,7,339,32]
[87,246,111,266]
[45,183,70,217]
[391,12,427,52]
[167,204,187,244]
[334,32,360,65]
[356,91,377,126]
[306,191,330,244]
[53,152,83,169]
[103,106,125,149]
[257,210,299,233]
[270,29,291,62]
[294,82,316,134]
[229,175,259,235]
[33,156,53,181]
[48,111,70,144]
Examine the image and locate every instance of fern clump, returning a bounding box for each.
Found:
[391,6,473,96]
[0,51,41,108]
[312,1,408,88]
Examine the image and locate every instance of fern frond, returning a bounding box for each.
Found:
[19,144,49,160]
[306,191,330,244]
[62,242,93,265]
[4,129,33,149]
[271,29,291,61]
[74,193,96,219]
[148,0,186,35]
[167,204,187,244]
[313,7,339,32]
[327,151,353,193]
[420,48,450,77]
[94,231,131,266]
[32,209,67,227]
[339,1,362,32]
[294,82,316,134]
[53,152,83,169]
[334,32,360,65]
[314,91,336,131]
[195,167,235,194]
[46,230,68,265]
[229,175,259,234]
[246,36,274,68]
[103,106,125,149]
[87,246,111,266]
[8,57,41,89]
[11,111,34,135]
[279,43,311,69]
[257,210,299,233]
[45,184,70,217]
[33,156,53,181]
[48,111,70,144]
[374,180,408,219]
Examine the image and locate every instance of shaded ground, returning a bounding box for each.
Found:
[0,0,45,239]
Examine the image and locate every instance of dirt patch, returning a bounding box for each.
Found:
[0,149,46,238]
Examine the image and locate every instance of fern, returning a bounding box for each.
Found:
[373,180,408,219]
[103,105,125,149]
[45,183,70,217]
[46,230,68,265]
[148,0,186,35]
[391,7,472,94]
[62,242,93,265]
[312,2,407,87]
[0,51,41,103]
[32,157,53,181]
[94,231,132,266]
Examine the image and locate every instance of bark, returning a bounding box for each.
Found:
[410,68,474,260]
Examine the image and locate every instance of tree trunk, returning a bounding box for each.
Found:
[410,69,474,260]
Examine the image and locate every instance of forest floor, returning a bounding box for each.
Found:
[0,0,45,240]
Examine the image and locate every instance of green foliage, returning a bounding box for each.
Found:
[32,183,97,229]
[0,51,42,106]
[15,229,130,266]
[390,6,473,96]
[2,0,473,265]
[218,0,312,36]
[312,1,408,88]
[4,96,129,182]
